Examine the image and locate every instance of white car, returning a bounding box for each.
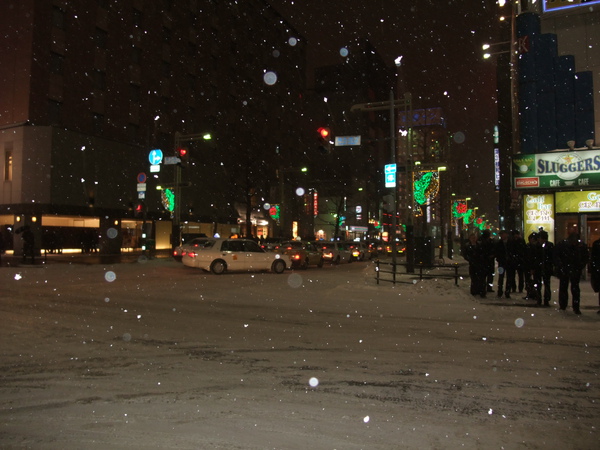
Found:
[346,241,372,261]
[317,241,352,264]
[182,238,291,274]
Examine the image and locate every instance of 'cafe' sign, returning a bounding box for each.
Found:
[513,149,600,190]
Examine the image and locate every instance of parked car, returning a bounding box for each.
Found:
[173,236,210,262]
[182,238,291,274]
[386,238,406,255]
[260,238,284,252]
[317,241,352,264]
[280,240,324,269]
[346,241,372,261]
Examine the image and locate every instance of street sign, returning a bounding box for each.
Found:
[137,183,147,191]
[163,156,182,165]
[138,192,146,199]
[148,149,163,165]
[335,135,361,146]
[137,172,147,183]
[351,96,411,112]
[385,164,397,188]
[150,164,160,173]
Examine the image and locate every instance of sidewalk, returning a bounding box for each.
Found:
[0,249,173,267]
[374,255,599,313]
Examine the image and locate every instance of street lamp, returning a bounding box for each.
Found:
[171,131,213,248]
[483,0,520,231]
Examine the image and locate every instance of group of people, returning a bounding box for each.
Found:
[464,229,598,315]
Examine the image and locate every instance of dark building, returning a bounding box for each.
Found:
[498,1,600,245]
[310,39,394,241]
[0,0,310,253]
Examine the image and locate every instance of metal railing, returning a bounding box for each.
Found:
[374,260,463,286]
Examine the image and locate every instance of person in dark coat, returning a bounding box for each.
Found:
[479,230,496,293]
[589,237,600,314]
[554,232,589,314]
[523,232,543,304]
[505,230,526,298]
[21,226,35,264]
[538,230,554,307]
[464,233,485,297]
[495,230,510,297]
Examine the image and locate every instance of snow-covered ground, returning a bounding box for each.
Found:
[1,259,598,449]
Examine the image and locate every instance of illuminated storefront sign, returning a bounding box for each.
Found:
[555,190,600,213]
[513,150,600,189]
[523,194,555,243]
[543,0,600,13]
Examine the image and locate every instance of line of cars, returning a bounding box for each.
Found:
[174,237,379,275]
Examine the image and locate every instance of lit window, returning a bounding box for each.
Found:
[4,149,12,181]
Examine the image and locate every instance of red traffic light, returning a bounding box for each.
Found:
[317,127,330,139]
[177,147,188,157]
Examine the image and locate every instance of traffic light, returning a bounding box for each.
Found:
[134,202,145,218]
[318,127,330,139]
[317,127,332,153]
[175,147,189,166]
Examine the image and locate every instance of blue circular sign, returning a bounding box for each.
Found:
[149,149,163,165]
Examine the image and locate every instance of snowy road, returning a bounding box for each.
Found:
[1,259,598,449]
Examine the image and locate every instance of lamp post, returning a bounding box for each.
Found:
[482,0,520,231]
[171,131,212,247]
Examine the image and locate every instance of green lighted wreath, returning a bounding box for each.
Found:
[413,171,439,206]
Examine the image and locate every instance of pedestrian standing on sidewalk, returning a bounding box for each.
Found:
[524,232,543,304]
[21,226,35,264]
[589,236,600,314]
[464,233,485,297]
[495,230,510,297]
[538,230,554,307]
[554,232,589,314]
[479,230,496,294]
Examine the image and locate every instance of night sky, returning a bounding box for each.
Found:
[268,0,503,218]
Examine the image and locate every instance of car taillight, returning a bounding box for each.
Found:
[187,251,197,258]
[291,254,301,260]
[173,250,179,256]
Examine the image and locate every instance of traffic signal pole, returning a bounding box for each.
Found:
[351,92,414,272]
[388,90,398,267]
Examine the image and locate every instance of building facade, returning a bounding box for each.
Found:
[511,1,599,245]
[0,0,310,254]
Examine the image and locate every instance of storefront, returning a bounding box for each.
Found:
[515,148,600,246]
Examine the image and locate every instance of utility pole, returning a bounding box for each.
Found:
[171,131,212,248]
[351,92,414,272]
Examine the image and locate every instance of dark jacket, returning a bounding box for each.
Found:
[506,235,526,269]
[541,240,554,276]
[554,237,589,278]
[590,239,600,292]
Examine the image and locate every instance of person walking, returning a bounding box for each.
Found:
[589,237,600,314]
[538,230,554,307]
[554,232,589,314]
